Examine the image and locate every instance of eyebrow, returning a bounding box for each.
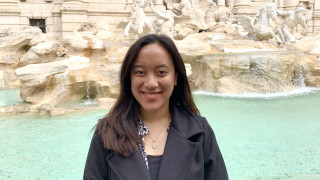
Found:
[132,64,170,69]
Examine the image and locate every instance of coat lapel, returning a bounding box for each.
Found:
[106,149,151,180]
[106,104,204,180]
[157,104,204,180]
[157,127,200,180]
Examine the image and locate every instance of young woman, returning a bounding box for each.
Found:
[83,34,228,180]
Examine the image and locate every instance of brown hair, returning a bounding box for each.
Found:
[96,34,199,157]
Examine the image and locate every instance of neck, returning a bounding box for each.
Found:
[140,106,171,125]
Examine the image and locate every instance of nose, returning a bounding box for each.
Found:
[145,75,158,89]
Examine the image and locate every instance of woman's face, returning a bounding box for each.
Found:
[130,43,177,114]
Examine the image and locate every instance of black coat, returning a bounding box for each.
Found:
[83,104,228,180]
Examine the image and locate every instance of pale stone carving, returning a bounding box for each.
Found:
[171,0,208,31]
[149,2,179,38]
[19,41,55,66]
[234,4,282,44]
[63,32,90,49]
[0,28,11,37]
[206,4,235,26]
[172,24,199,40]
[293,33,320,55]
[2,12,320,114]
[0,26,42,51]
[78,22,99,34]
[15,57,87,87]
[122,0,154,37]
[276,7,307,43]
[205,3,238,35]
[56,45,68,58]
[205,3,219,28]
[97,97,117,109]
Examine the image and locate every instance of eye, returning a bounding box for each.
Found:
[158,70,168,76]
[136,71,143,74]
[134,70,145,76]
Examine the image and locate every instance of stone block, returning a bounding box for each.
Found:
[62,22,82,32]
[46,17,54,25]
[231,7,256,15]
[61,14,88,23]
[284,0,298,8]
[313,19,320,27]
[233,0,252,7]
[19,16,29,25]
[53,17,62,32]
[0,16,19,24]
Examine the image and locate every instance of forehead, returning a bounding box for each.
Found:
[133,43,174,67]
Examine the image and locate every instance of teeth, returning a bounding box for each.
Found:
[144,92,159,96]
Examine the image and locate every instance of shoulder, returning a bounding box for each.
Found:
[176,104,210,127]
[177,106,216,139]
[171,104,212,138]
[189,111,214,137]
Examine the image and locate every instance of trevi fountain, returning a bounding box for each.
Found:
[0,0,320,179]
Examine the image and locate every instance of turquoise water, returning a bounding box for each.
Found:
[194,90,320,179]
[0,110,106,179]
[1,90,320,179]
[0,89,22,106]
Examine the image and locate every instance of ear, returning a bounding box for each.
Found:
[174,73,178,86]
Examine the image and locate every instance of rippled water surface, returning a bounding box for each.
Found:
[0,90,320,179]
[194,90,320,180]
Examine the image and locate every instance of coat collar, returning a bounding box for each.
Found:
[169,103,204,139]
[106,104,204,180]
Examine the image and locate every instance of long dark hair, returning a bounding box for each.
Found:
[96,34,199,157]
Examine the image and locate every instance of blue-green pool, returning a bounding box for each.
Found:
[0,89,22,106]
[0,89,320,179]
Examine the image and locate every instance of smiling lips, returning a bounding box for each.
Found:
[141,91,161,100]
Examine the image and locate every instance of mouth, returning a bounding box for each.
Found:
[140,91,161,98]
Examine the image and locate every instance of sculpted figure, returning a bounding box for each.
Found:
[205,4,240,36]
[171,0,208,30]
[123,0,154,37]
[234,4,283,44]
[149,2,179,38]
[206,4,235,27]
[123,6,138,36]
[205,2,218,28]
[276,7,307,43]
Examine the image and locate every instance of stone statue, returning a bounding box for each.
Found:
[206,3,235,28]
[276,7,307,43]
[205,4,239,36]
[149,2,179,38]
[118,0,154,37]
[171,0,208,31]
[234,4,282,44]
[205,2,218,28]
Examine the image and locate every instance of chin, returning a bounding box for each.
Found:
[141,106,160,112]
[140,104,166,113]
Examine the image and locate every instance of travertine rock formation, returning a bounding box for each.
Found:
[0,27,44,89]
[0,25,320,112]
[176,33,313,93]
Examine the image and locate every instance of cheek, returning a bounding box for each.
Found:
[131,79,138,90]
[130,77,144,95]
[130,77,137,93]
[165,76,177,90]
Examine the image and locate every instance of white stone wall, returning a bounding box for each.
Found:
[0,0,319,36]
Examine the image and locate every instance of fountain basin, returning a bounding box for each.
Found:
[1,91,320,179]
